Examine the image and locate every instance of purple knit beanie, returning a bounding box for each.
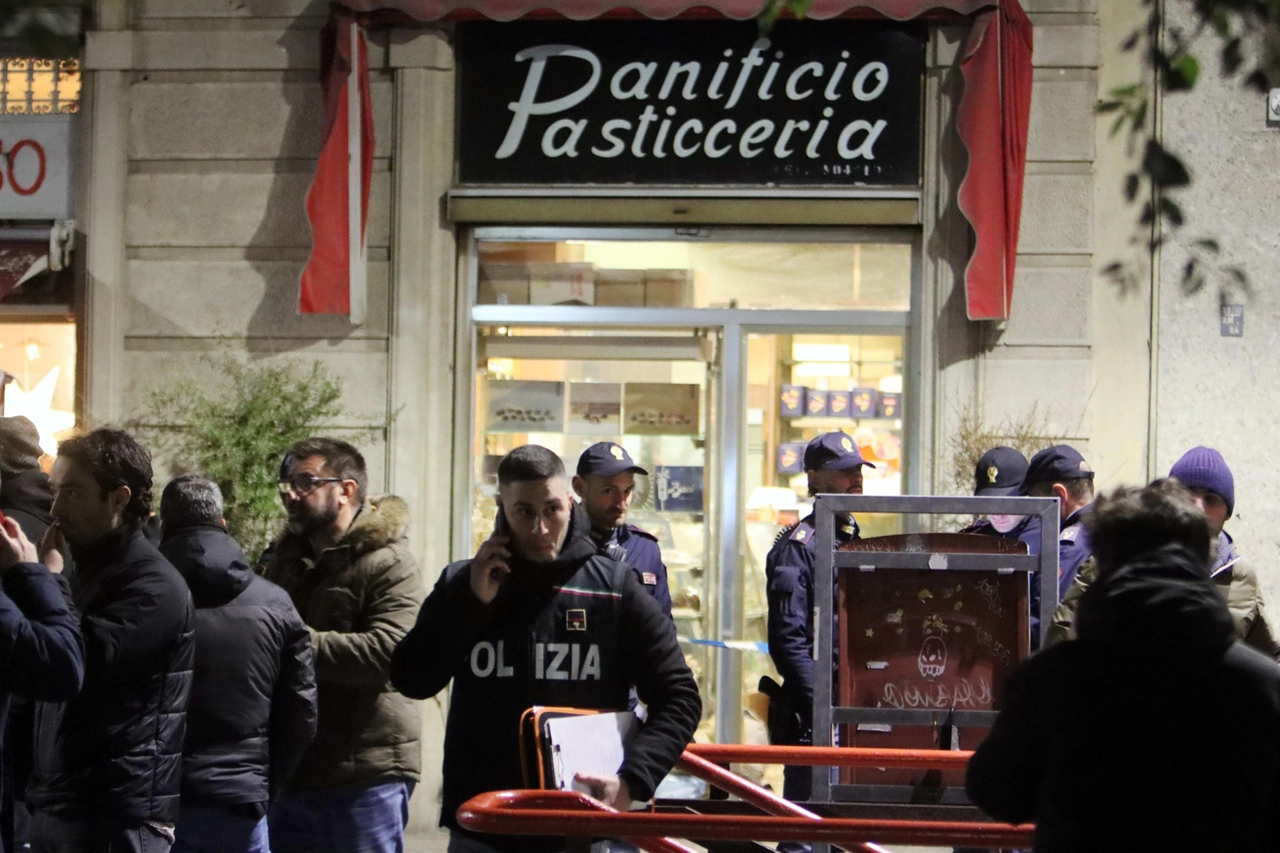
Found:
[1169,446,1235,517]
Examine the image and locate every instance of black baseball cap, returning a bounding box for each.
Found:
[576,442,649,478]
[974,447,1028,497]
[1022,445,1094,493]
[803,432,876,472]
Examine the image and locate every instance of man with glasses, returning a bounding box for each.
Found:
[261,438,424,853]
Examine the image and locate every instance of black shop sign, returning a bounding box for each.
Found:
[456,20,925,186]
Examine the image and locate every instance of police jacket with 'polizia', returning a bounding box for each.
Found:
[389,504,701,853]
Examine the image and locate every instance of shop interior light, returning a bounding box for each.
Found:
[792,343,851,362]
[793,362,852,378]
[879,374,904,393]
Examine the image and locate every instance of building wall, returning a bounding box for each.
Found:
[1156,4,1280,604]
[929,0,1154,497]
[81,0,457,841]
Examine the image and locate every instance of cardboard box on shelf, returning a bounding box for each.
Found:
[529,262,596,305]
[595,269,646,306]
[828,390,853,418]
[478,262,530,306]
[644,269,694,307]
[804,388,830,418]
[779,385,805,418]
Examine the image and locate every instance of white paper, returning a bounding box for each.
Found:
[544,711,638,795]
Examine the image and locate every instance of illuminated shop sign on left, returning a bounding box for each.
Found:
[456,20,925,186]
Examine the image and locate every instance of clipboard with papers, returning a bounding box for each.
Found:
[519,706,638,795]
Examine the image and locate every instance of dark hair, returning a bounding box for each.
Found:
[1027,478,1095,503]
[498,445,565,486]
[282,437,368,503]
[1086,479,1211,577]
[160,474,223,532]
[57,429,154,528]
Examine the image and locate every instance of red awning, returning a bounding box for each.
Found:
[339,0,993,20]
[311,0,1032,321]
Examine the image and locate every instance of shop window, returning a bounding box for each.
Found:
[0,321,75,454]
[0,59,79,115]
[478,240,910,311]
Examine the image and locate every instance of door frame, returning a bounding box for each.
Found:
[455,225,924,743]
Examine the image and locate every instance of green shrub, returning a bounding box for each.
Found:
[134,354,378,559]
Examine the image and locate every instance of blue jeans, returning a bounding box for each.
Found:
[268,780,413,853]
[173,806,268,853]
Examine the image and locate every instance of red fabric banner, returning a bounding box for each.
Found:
[299,11,375,316]
[316,0,1033,321]
[956,2,1033,320]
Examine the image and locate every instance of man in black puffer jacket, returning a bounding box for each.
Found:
[392,445,701,853]
[27,430,195,853]
[967,480,1280,853]
[159,475,317,853]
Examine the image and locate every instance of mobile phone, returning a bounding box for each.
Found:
[493,505,509,538]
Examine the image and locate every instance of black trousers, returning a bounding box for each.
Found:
[29,812,172,853]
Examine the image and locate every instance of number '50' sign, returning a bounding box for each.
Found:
[0,140,47,196]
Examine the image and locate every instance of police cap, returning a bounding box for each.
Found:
[1022,445,1094,492]
[804,432,876,472]
[974,446,1028,497]
[576,442,649,478]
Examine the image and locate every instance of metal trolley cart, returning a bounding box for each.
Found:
[810,494,1059,808]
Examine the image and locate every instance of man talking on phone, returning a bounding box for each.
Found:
[391,445,701,853]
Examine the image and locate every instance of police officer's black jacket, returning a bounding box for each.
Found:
[391,504,701,851]
[160,523,317,811]
[967,544,1280,853]
[28,526,195,826]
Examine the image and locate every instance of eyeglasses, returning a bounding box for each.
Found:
[278,473,344,496]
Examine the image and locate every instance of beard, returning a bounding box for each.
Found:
[286,495,341,537]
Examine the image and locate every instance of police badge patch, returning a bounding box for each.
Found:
[988,465,999,484]
[642,572,658,586]
[610,445,625,460]
[566,609,588,631]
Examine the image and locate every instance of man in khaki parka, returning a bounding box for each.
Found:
[262,437,424,853]
[1047,447,1280,660]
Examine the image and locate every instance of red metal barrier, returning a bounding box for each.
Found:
[685,743,974,770]
[676,751,889,853]
[458,790,1035,847]
[456,744,1035,849]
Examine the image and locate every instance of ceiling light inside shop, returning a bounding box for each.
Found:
[793,362,852,378]
[792,343,851,362]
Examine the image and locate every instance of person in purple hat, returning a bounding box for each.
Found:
[764,432,873,847]
[1049,447,1280,659]
[1168,447,1279,658]
[572,442,671,619]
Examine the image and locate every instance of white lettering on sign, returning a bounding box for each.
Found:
[0,117,74,219]
[496,45,601,159]
[493,43,895,164]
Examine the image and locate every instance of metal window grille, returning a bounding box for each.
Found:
[0,58,79,115]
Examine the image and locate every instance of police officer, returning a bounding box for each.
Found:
[573,442,672,619]
[962,446,1042,554]
[390,446,701,853]
[963,446,1047,651]
[1022,444,1095,599]
[765,432,872,844]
